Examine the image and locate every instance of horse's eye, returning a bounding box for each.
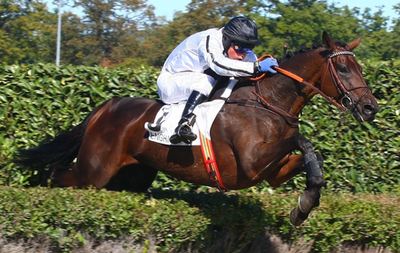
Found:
[337,63,350,74]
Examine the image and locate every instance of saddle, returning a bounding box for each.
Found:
[144,78,238,146]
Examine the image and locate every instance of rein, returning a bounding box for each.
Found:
[277,66,345,110]
[251,53,349,111]
[227,50,364,127]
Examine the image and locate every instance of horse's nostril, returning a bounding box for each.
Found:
[363,104,376,116]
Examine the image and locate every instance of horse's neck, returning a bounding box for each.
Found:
[257,50,325,117]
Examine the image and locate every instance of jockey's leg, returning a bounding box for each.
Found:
[164,72,216,144]
[170,90,207,144]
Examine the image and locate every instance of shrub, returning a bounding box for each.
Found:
[0,61,398,192]
[0,187,398,252]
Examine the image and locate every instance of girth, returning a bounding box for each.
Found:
[225,96,299,127]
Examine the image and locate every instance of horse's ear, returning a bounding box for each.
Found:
[347,37,361,51]
[322,31,335,50]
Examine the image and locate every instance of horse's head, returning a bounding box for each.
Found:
[319,32,379,122]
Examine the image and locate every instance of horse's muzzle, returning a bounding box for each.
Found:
[354,99,379,122]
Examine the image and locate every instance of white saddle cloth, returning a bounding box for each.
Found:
[146,78,238,146]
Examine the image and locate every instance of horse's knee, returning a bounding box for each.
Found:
[304,152,326,188]
[297,136,325,188]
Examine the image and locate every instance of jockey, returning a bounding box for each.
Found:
[153,16,278,144]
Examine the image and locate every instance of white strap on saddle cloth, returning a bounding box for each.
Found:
[146,78,238,146]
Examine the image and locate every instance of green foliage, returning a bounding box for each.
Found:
[2,0,400,65]
[0,1,56,64]
[301,193,400,251]
[141,0,400,64]
[259,1,360,55]
[0,187,209,252]
[0,63,158,186]
[0,187,398,252]
[0,61,398,193]
[68,0,156,65]
[274,59,400,193]
[139,0,246,66]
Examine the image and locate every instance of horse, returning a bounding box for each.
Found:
[15,32,378,226]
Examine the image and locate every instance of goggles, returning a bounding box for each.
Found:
[232,43,253,54]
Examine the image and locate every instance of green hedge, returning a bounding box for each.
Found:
[286,59,400,193]
[0,63,398,252]
[0,61,399,192]
[0,187,398,252]
[0,63,158,186]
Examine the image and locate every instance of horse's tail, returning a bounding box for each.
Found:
[14,121,87,170]
[14,98,112,170]
[14,99,116,172]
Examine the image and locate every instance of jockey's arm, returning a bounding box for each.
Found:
[199,33,257,77]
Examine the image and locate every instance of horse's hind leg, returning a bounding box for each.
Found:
[50,138,127,188]
[51,164,80,187]
[106,164,158,192]
[290,134,326,226]
[52,155,150,190]
[50,160,110,188]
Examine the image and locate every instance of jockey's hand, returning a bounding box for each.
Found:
[257,57,278,74]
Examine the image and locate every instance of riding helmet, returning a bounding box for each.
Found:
[222,16,260,49]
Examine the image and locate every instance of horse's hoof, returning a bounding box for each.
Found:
[290,207,308,226]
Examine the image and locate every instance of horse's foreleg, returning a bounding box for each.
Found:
[290,134,326,226]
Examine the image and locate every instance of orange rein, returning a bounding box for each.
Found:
[250,54,345,111]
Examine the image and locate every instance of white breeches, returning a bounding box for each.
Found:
[157,71,217,104]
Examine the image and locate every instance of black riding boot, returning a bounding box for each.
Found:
[170,91,207,144]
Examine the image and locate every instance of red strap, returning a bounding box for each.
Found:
[199,133,226,192]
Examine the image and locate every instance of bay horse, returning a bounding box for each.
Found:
[15,32,378,226]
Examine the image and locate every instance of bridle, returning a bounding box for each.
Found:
[248,50,370,124]
[323,51,370,112]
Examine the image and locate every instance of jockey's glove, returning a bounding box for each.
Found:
[255,57,278,74]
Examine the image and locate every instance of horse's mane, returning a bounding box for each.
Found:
[210,40,349,99]
[283,41,347,60]
[284,44,321,59]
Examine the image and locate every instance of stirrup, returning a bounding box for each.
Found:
[170,134,185,144]
[170,122,197,144]
[178,124,197,142]
[170,133,196,144]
